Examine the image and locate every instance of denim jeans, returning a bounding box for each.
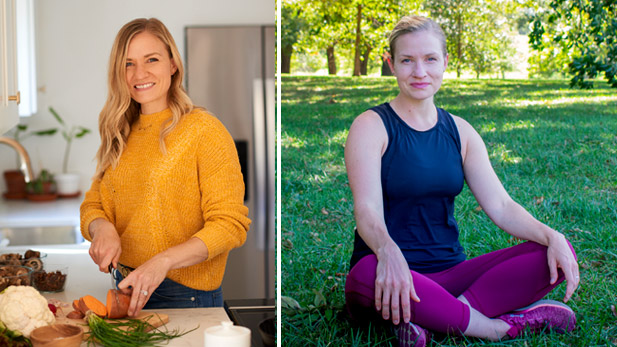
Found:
[112,266,223,309]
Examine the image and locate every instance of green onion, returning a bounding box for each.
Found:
[85,311,197,347]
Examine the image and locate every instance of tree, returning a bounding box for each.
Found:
[298,0,348,75]
[281,0,307,73]
[349,0,413,76]
[529,0,617,88]
[425,0,519,78]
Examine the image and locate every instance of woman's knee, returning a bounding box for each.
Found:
[346,254,378,288]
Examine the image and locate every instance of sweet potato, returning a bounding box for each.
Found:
[106,289,131,319]
[66,310,85,319]
[72,299,82,313]
[78,295,107,318]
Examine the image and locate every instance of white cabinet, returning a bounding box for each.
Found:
[0,0,19,135]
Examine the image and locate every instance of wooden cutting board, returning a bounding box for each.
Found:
[54,302,169,340]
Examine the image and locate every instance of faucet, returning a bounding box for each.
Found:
[0,137,35,183]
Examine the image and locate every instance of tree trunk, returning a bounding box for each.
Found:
[360,46,371,76]
[326,46,337,75]
[381,54,393,76]
[281,44,293,74]
[456,12,463,79]
[353,4,363,77]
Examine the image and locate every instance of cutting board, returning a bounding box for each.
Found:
[54,302,169,340]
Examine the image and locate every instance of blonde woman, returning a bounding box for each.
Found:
[344,15,579,346]
[80,18,250,316]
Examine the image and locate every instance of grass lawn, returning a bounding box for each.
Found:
[280,75,617,346]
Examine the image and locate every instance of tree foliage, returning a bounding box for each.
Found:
[283,0,418,75]
[424,0,519,78]
[529,0,617,88]
[281,0,307,73]
[285,0,523,77]
[297,0,348,75]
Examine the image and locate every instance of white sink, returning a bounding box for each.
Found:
[0,225,83,246]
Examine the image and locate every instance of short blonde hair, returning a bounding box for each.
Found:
[388,15,447,59]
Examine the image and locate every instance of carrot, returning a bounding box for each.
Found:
[66,310,85,319]
[78,295,107,318]
[106,289,131,319]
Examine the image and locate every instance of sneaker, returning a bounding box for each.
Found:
[497,299,576,338]
[393,321,430,347]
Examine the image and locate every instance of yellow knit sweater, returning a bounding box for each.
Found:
[80,108,250,291]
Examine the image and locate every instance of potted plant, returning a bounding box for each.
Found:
[48,107,91,197]
[25,169,57,202]
[2,124,57,200]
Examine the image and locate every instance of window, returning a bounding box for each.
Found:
[16,0,36,116]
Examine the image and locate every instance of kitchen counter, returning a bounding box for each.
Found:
[0,196,82,228]
[1,245,233,346]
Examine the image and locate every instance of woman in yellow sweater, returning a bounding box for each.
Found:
[80,18,250,316]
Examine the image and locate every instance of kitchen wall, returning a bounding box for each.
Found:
[0,0,274,191]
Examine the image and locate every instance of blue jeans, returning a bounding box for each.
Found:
[112,267,223,309]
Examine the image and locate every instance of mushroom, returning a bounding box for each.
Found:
[24,250,41,259]
[23,258,43,272]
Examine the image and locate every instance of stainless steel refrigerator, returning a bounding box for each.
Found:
[185,25,275,300]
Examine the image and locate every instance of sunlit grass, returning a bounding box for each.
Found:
[281,76,617,346]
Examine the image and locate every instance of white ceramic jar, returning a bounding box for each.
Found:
[204,321,251,347]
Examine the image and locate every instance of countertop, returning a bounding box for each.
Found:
[1,245,233,346]
[0,196,82,228]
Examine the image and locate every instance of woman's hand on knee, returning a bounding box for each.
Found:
[375,243,420,325]
[547,233,579,302]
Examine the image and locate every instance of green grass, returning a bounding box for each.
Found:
[281,75,617,346]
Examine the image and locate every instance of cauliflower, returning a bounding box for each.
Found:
[0,286,55,338]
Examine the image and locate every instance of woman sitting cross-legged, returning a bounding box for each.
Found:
[344,15,579,347]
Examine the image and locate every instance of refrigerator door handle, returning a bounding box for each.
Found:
[265,77,275,251]
[252,78,267,251]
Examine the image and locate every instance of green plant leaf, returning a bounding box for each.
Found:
[281,296,303,312]
[48,106,65,125]
[312,289,326,307]
[32,128,58,136]
[75,127,91,138]
[324,308,333,321]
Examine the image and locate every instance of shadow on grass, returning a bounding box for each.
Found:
[282,76,617,346]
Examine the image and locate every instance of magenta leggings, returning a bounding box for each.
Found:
[345,241,576,334]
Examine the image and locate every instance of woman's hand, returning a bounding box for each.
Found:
[88,218,121,273]
[117,257,170,317]
[116,238,208,316]
[375,243,421,325]
[547,233,579,302]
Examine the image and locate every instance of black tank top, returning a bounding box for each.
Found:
[350,103,467,273]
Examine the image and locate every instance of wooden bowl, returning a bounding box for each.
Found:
[30,324,83,347]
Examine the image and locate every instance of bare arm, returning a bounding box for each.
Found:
[456,117,579,302]
[345,110,419,325]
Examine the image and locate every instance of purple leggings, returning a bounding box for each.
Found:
[345,241,576,334]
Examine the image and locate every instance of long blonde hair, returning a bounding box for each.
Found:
[94,18,193,179]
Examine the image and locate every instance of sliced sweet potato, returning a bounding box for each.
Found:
[106,289,131,319]
[66,310,85,319]
[78,295,107,318]
[72,299,82,313]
